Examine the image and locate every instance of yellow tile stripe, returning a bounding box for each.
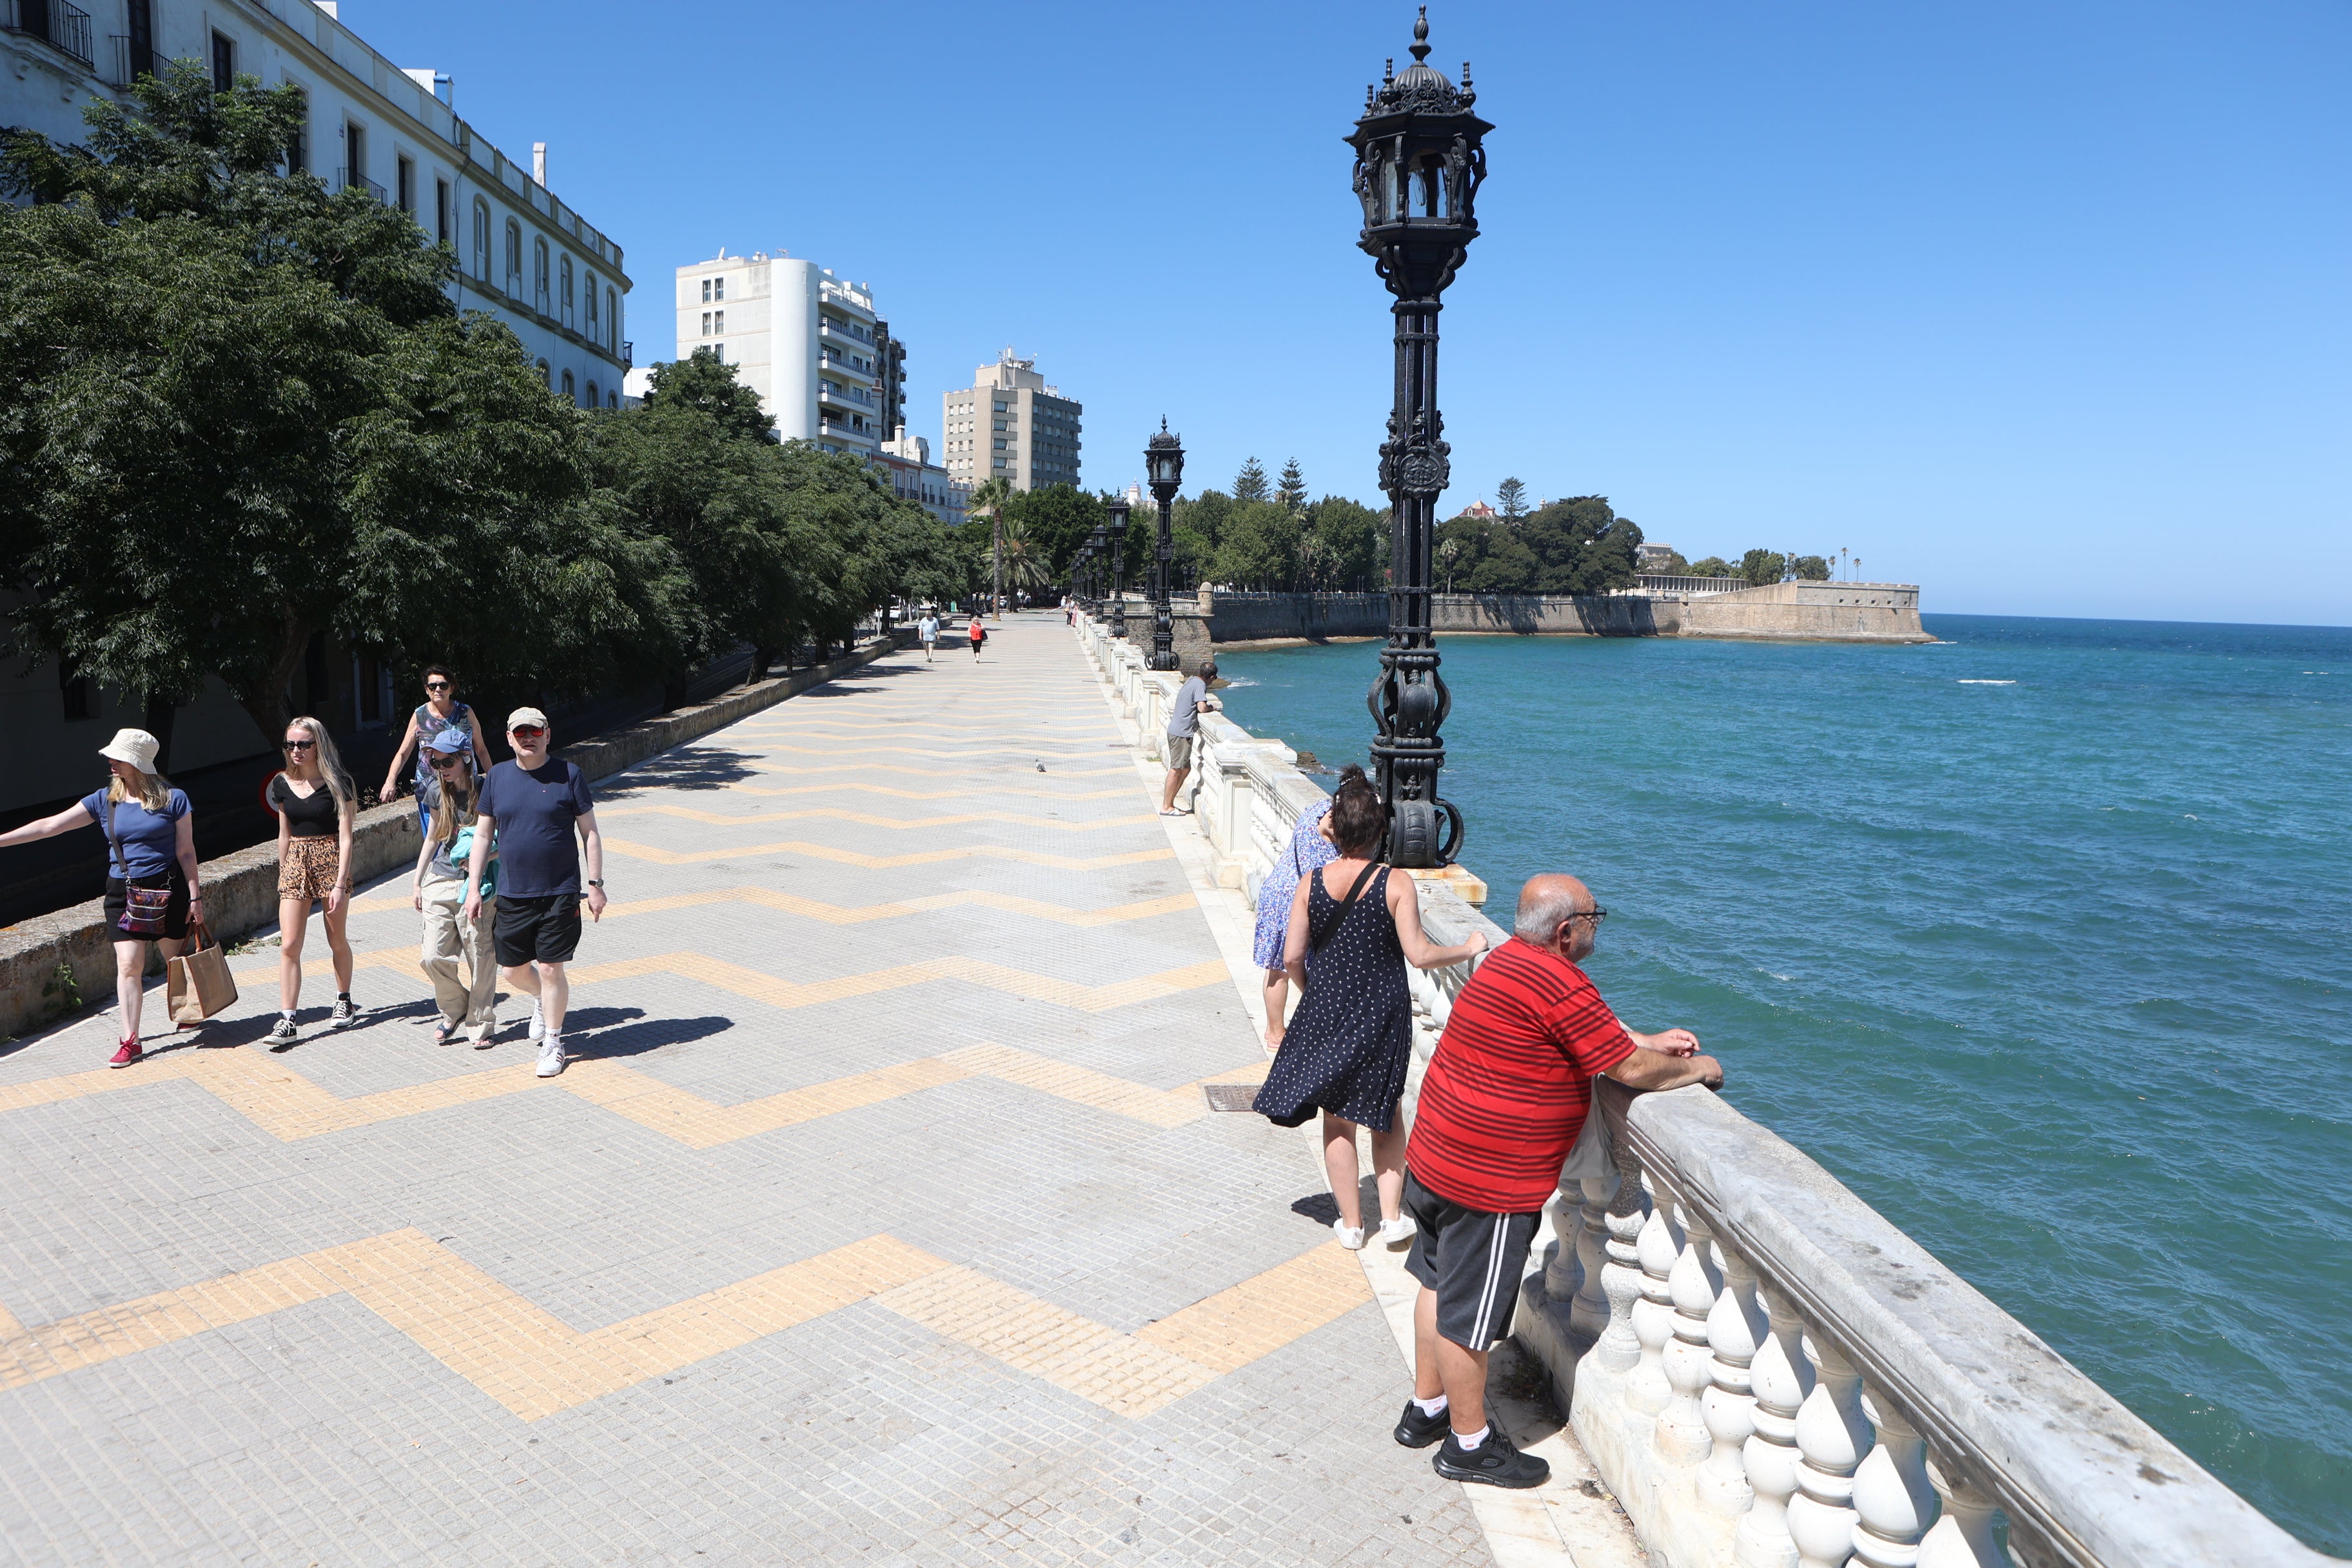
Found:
[353,885,1197,925]
[0,1038,1260,1148]
[0,1228,1366,1422]
[752,744,1132,761]
[618,782,1141,803]
[597,803,1157,834]
[601,838,1172,870]
[560,952,1229,1015]
[703,761,1140,780]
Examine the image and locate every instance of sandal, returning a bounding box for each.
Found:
[432,1020,457,1046]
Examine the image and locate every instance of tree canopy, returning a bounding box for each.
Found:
[1434,496,1644,596]
[1231,457,1270,503]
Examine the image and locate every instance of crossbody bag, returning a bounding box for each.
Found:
[106,799,174,936]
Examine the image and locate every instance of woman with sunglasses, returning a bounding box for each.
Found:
[0,727,202,1067]
[380,665,494,837]
[411,729,498,1044]
[267,716,359,1045]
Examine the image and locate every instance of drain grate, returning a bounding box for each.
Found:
[1200,1084,1261,1113]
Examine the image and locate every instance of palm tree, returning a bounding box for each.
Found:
[998,515,1055,597]
[965,477,1015,617]
[1440,537,1461,594]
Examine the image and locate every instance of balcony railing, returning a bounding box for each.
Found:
[5,0,94,67]
[106,33,156,86]
[1069,614,2347,1568]
[336,167,388,202]
[1634,574,1750,596]
[621,341,633,368]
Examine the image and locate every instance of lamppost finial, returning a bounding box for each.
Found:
[1411,5,1430,63]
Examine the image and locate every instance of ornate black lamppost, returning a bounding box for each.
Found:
[1144,422,1185,671]
[1086,523,1111,616]
[1348,6,1487,867]
[1075,543,1095,614]
[1105,496,1132,640]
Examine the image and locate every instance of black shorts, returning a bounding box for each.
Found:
[104,868,190,943]
[494,892,582,966]
[1401,1170,1542,1351]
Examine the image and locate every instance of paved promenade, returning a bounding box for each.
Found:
[0,618,1502,1565]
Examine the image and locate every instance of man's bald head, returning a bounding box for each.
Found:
[1516,874,1598,959]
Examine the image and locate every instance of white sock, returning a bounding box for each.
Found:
[280,1010,297,1022]
[1453,1424,1489,1451]
[1413,1395,1447,1418]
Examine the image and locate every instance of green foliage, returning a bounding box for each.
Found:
[1648,549,1691,576]
[1302,496,1385,591]
[1494,477,1529,522]
[1790,554,1830,581]
[1212,501,1302,589]
[642,352,779,444]
[999,484,1106,578]
[40,961,83,1022]
[1740,549,1787,586]
[1686,556,1734,578]
[1276,458,1308,514]
[1435,496,1643,596]
[1232,457,1270,503]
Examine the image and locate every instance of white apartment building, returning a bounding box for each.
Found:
[671,251,886,456]
[874,431,966,528]
[942,348,1082,493]
[2,0,632,407]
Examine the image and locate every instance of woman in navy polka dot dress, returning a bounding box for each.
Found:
[1253,772,1487,1250]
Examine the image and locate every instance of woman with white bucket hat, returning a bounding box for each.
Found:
[0,727,204,1067]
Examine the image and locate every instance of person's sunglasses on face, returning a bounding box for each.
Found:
[511,725,545,741]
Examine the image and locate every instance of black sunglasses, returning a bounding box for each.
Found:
[284,739,316,751]
[424,681,452,691]
[1563,908,1609,926]
[428,754,465,769]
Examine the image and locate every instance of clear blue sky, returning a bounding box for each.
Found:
[356,1,2349,625]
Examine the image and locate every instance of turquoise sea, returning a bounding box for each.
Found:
[1213,614,2351,1553]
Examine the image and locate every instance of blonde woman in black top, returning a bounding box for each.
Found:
[267,716,357,1046]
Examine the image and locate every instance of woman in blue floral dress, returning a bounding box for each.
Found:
[1253,782,1339,1052]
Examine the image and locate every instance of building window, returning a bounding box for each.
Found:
[283,85,307,173]
[435,178,450,244]
[396,155,415,214]
[585,380,598,407]
[712,276,725,301]
[562,369,576,404]
[537,360,550,387]
[605,288,617,350]
[505,220,522,293]
[210,31,234,92]
[533,238,549,307]
[713,309,723,334]
[700,279,711,303]
[560,254,574,324]
[343,121,366,193]
[473,200,491,278]
[585,271,599,335]
[608,390,618,409]
[700,311,711,337]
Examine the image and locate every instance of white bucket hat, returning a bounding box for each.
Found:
[98,728,161,774]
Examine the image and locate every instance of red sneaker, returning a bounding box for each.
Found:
[108,1038,142,1069]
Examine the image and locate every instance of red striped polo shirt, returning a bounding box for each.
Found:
[1407,937,1636,1214]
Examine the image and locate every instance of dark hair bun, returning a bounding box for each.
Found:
[1327,773,1386,857]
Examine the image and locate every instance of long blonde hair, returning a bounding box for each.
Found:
[106,769,172,814]
[282,716,355,816]
[427,756,479,849]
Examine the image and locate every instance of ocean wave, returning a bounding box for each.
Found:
[1957,678,2016,685]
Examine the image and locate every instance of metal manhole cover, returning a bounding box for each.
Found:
[1200,1084,1260,1113]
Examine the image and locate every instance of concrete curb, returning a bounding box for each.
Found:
[0,632,909,1041]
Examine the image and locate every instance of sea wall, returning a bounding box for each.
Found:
[1191,582,1929,647]
[0,632,910,1043]
[1069,605,2330,1568]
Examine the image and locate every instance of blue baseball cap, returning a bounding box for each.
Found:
[426,729,471,756]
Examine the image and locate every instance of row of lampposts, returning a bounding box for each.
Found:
[1077,10,1482,869]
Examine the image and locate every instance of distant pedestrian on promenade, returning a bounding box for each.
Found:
[467,707,605,1077]
[1158,658,1220,816]
[411,729,498,1045]
[1391,873,1722,1489]
[1254,772,1486,1251]
[380,666,493,838]
[0,729,202,1067]
[266,716,360,1046]
[919,610,941,662]
[1251,782,1340,1052]
[968,614,986,658]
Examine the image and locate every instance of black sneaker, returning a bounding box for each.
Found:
[267,1017,300,1048]
[1394,1399,1450,1449]
[1432,1426,1550,1489]
[328,998,358,1029]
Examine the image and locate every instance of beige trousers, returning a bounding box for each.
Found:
[420,878,498,1036]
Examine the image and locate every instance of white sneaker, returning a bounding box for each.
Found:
[1380,1217,1416,1249]
[526,1001,545,1043]
[1332,1219,1366,1251]
[535,1035,565,1078]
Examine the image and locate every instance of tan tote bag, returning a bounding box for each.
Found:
[167,921,239,1025]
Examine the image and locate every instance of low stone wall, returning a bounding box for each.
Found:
[1188,583,1929,645]
[1205,593,1387,644]
[0,633,910,1042]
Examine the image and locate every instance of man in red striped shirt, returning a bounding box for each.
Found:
[1394,874,1724,1489]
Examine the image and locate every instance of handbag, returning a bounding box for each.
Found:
[166,921,239,1026]
[106,799,173,936]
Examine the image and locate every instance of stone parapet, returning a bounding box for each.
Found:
[0,634,909,1043]
[1192,587,1931,645]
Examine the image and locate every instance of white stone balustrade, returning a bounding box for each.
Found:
[1068,611,2344,1568]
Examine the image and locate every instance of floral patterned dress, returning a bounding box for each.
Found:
[1251,796,1336,971]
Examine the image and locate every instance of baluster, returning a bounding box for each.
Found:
[1627,1170,1683,1415]
[1698,1239,1767,1514]
[1592,1133,1648,1373]
[1542,1175,1582,1304]
[1569,1173,1615,1344]
[1852,1385,1937,1568]
[1735,1284,1815,1568]
[1916,1458,2008,1568]
[1787,1333,1874,1568]
[1656,1191,1721,1464]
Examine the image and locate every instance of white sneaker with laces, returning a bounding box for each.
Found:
[536,1035,565,1078]
[526,1001,545,1043]
[1332,1218,1367,1251]
[1380,1216,1416,1248]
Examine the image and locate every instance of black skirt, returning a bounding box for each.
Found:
[103,865,190,942]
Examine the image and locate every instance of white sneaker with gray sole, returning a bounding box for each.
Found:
[535,1036,565,1078]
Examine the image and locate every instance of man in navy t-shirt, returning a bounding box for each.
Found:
[466,706,605,1077]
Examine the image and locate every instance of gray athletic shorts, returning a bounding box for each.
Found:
[1402,1171,1542,1351]
[1166,732,1194,769]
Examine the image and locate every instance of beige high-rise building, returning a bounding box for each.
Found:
[941,348,1081,492]
[666,250,885,456]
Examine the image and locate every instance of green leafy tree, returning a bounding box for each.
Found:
[1276,458,1308,514]
[1302,496,1386,591]
[1212,501,1303,589]
[1647,549,1692,576]
[1790,554,1830,581]
[1686,556,1734,578]
[1740,549,1788,586]
[1171,489,1233,586]
[963,476,1015,609]
[1232,457,1270,503]
[1519,497,1645,594]
[999,484,1107,581]
[1495,477,1529,524]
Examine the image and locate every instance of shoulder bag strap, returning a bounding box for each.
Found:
[104,797,130,881]
[1307,863,1376,954]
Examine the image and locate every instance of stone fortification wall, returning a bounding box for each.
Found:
[0,633,912,1043]
[1190,582,1928,646]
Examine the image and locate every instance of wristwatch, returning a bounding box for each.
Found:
[586,879,603,888]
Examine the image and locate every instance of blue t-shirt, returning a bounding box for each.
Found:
[83,788,190,880]
[475,759,593,899]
